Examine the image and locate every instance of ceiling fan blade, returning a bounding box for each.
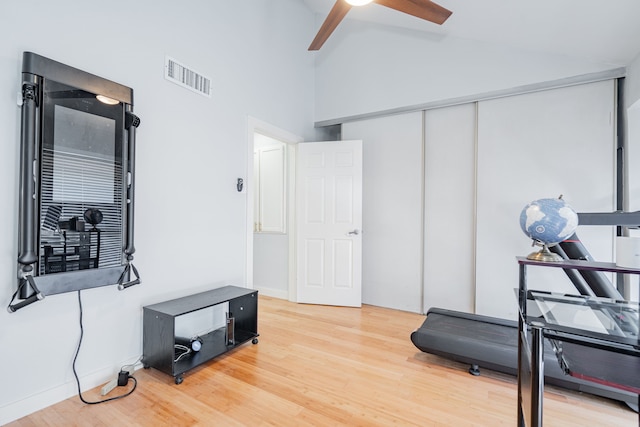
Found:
[308,0,353,51]
[374,0,452,25]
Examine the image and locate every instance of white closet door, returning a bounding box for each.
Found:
[625,102,640,301]
[342,112,423,312]
[476,80,616,319]
[257,144,285,233]
[423,103,477,313]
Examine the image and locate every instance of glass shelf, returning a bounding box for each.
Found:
[528,291,639,346]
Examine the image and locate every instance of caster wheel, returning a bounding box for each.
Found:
[175,376,183,385]
[143,364,150,369]
[468,364,480,376]
[252,338,259,344]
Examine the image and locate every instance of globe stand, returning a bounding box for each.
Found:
[526,243,563,262]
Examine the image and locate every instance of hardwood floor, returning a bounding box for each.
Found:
[8,296,637,426]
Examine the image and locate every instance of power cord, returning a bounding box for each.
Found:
[72,290,137,404]
[120,355,143,374]
[173,344,192,362]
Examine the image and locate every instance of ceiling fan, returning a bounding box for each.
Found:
[309,0,452,51]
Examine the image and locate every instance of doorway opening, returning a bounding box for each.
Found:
[246,117,301,301]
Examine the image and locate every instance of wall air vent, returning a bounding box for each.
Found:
[164,56,211,98]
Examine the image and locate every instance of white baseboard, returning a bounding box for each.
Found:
[253,286,288,300]
[0,359,141,425]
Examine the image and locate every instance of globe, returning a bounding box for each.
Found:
[520,197,578,246]
[83,208,104,228]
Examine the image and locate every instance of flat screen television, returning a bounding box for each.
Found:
[11,52,141,312]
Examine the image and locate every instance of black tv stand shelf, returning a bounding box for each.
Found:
[142,285,258,384]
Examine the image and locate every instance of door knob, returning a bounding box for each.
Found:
[347,229,360,236]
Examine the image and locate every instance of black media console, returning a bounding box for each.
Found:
[142,285,258,384]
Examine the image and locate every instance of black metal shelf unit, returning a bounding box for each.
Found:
[516,257,640,426]
[142,285,258,384]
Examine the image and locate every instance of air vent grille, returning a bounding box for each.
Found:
[165,56,211,98]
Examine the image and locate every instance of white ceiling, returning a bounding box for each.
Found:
[302,0,640,65]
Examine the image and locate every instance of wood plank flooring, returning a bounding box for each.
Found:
[8,296,638,426]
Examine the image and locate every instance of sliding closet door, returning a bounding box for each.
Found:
[626,103,640,300]
[476,80,616,319]
[423,103,476,313]
[342,112,423,312]
[628,104,640,213]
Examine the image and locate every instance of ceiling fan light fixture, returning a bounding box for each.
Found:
[345,0,373,6]
[309,0,451,51]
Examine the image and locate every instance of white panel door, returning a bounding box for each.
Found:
[296,140,362,307]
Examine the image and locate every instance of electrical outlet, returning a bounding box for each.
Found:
[100,378,118,396]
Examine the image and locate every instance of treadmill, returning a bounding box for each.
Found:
[411,212,640,410]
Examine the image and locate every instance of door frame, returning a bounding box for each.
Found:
[246,116,302,301]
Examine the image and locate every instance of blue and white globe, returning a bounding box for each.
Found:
[519,197,578,246]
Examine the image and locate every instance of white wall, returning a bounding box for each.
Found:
[625,52,640,109]
[0,1,316,423]
[314,19,622,123]
[253,234,289,297]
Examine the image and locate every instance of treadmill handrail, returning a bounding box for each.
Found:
[578,211,640,227]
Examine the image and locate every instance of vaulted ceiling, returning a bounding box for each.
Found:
[303,0,640,65]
